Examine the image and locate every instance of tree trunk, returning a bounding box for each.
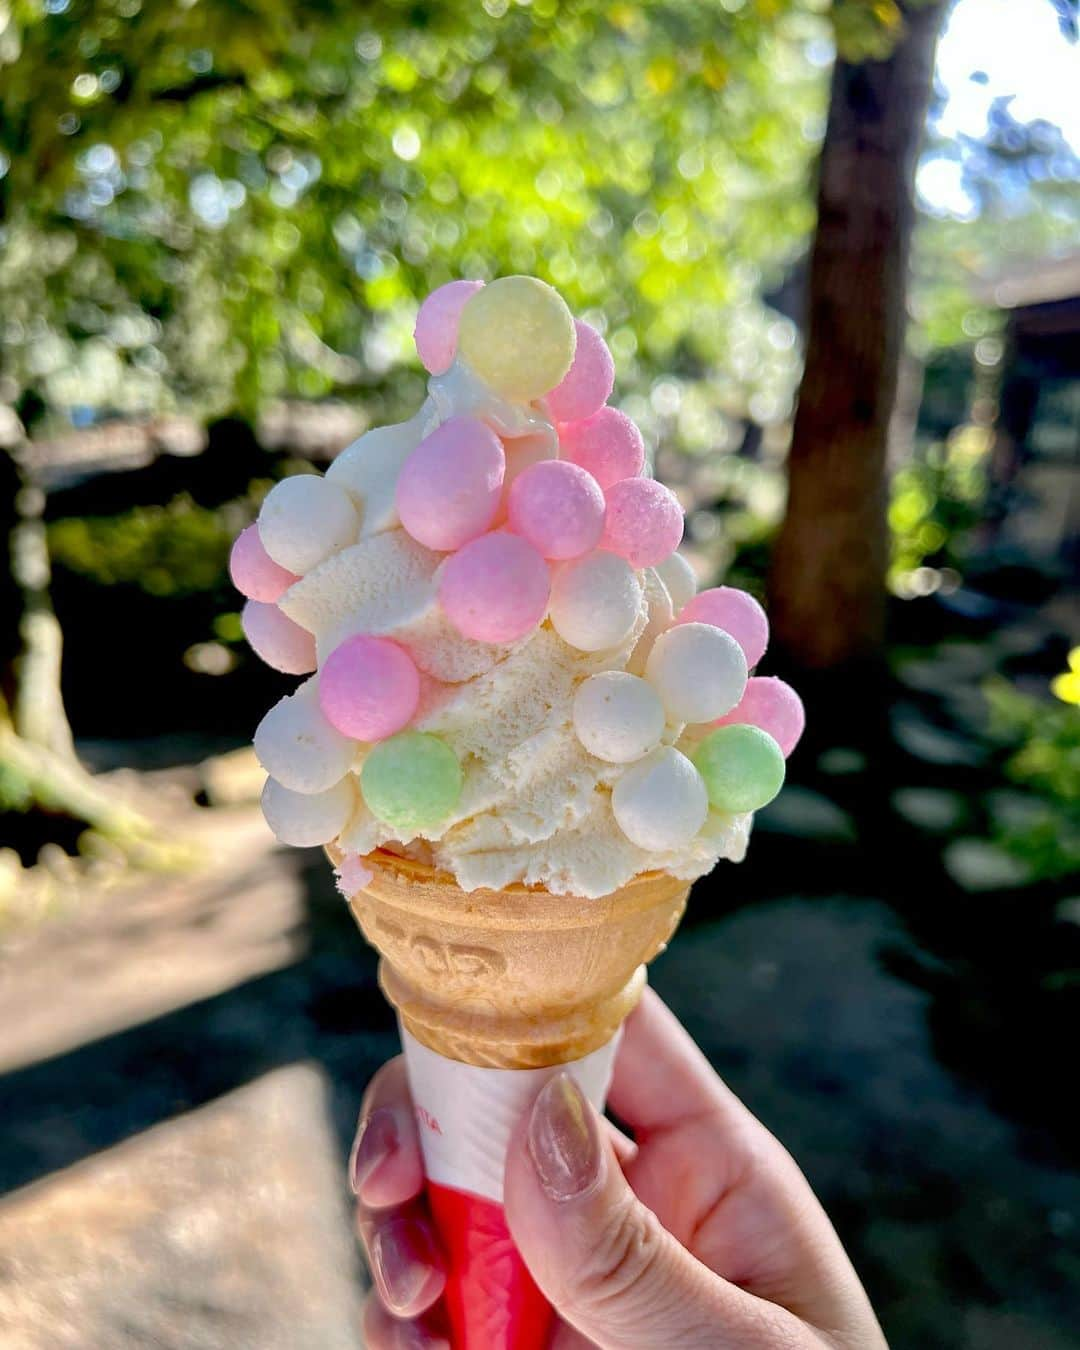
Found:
[11,476,76,758]
[0,443,22,690]
[768,2,946,670]
[0,435,157,846]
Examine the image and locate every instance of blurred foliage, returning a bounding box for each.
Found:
[0,0,1075,630]
[911,98,1080,353]
[47,493,241,596]
[989,680,1080,807]
[0,2,1073,475]
[983,670,1080,882]
[0,0,854,439]
[1051,647,1080,708]
[3,1,1043,454]
[888,423,988,590]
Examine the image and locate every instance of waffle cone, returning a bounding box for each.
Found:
[332,847,689,1069]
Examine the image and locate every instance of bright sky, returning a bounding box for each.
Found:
[918,0,1080,215]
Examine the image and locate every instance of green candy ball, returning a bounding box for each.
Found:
[692,724,785,814]
[361,732,463,835]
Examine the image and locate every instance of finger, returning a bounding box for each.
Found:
[352,1057,425,1209]
[504,1073,811,1350]
[613,1000,886,1344]
[361,1295,450,1350]
[357,1201,446,1319]
[604,1118,637,1170]
[607,988,750,1139]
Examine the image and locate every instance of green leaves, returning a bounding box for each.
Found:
[1,0,826,436]
[47,494,237,596]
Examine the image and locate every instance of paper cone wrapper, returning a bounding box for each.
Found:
[335,847,689,1350]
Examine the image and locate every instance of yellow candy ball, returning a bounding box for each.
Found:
[456,275,576,402]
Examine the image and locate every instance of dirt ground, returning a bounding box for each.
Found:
[1,789,1077,1349]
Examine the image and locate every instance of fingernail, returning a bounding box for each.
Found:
[369,1217,444,1316]
[350,1107,398,1196]
[527,1073,603,1202]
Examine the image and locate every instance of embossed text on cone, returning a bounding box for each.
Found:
[335,847,689,1350]
[345,849,688,1068]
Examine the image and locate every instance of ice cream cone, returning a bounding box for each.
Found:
[340,847,688,1068]
[240,273,796,1348]
[332,845,690,1349]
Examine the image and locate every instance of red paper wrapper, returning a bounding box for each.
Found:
[401,1027,620,1349]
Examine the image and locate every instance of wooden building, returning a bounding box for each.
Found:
[988,253,1080,574]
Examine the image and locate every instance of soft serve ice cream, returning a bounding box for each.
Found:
[231,276,804,898]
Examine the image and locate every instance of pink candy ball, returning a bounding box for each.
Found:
[558,408,645,491]
[600,478,684,569]
[507,459,605,561]
[414,279,484,375]
[545,320,615,423]
[713,676,805,757]
[396,416,505,552]
[241,600,316,675]
[229,525,298,603]
[439,531,550,643]
[318,635,420,742]
[677,587,769,669]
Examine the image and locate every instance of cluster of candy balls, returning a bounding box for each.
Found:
[229,275,805,862]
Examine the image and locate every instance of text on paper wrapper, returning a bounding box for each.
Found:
[416,1105,444,1136]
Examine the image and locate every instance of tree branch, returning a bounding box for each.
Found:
[152,73,246,104]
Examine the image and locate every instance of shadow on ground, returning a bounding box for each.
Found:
[1,850,393,1193]
[1,594,1078,1347]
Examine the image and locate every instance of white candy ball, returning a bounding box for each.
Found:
[241,600,316,675]
[654,551,697,614]
[549,551,642,652]
[625,568,674,678]
[645,622,747,724]
[254,678,355,794]
[258,475,360,574]
[611,746,708,851]
[573,672,665,764]
[325,406,434,537]
[261,775,357,847]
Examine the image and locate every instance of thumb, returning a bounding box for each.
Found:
[504,1074,806,1350]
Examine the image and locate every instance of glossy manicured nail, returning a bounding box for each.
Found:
[368,1216,444,1316]
[350,1107,398,1196]
[527,1072,603,1201]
